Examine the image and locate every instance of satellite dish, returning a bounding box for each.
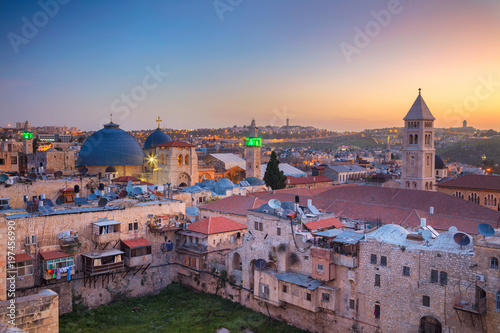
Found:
[98,198,108,208]
[118,190,128,199]
[95,190,102,197]
[478,223,495,238]
[254,259,267,270]
[0,174,8,183]
[150,194,156,200]
[448,226,458,233]
[268,199,281,210]
[28,173,37,180]
[54,171,63,178]
[128,180,133,186]
[126,186,134,194]
[453,232,471,247]
[87,193,97,201]
[422,230,432,241]
[27,204,38,214]
[56,196,65,205]
[133,187,143,195]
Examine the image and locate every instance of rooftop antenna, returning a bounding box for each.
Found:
[98,197,108,208]
[477,223,495,240]
[453,232,471,249]
[422,229,432,246]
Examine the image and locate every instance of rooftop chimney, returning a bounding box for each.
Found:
[420,218,426,227]
[430,207,434,214]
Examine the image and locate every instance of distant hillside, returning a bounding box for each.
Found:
[268,133,379,150]
[437,136,500,166]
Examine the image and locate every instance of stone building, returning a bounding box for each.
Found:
[436,174,500,211]
[401,89,436,191]
[151,140,199,187]
[28,148,75,173]
[324,164,367,184]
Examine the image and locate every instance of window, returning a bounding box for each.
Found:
[496,291,500,310]
[423,295,430,307]
[375,274,380,287]
[491,257,499,270]
[304,255,309,261]
[440,271,448,285]
[371,254,377,265]
[129,223,133,231]
[45,256,74,271]
[316,264,324,272]
[0,158,4,165]
[431,270,438,283]
[15,260,34,276]
[130,246,152,257]
[349,299,355,309]
[374,303,380,319]
[185,154,189,165]
[380,256,387,266]
[25,236,30,245]
[305,292,311,301]
[403,266,410,276]
[282,285,287,293]
[322,293,330,302]
[292,287,299,297]
[11,156,17,165]
[254,222,263,231]
[277,227,281,236]
[134,222,138,230]
[178,154,183,165]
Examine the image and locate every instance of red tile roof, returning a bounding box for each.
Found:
[157,140,196,148]
[286,175,332,185]
[14,253,34,263]
[121,238,152,248]
[112,176,141,183]
[436,174,500,192]
[199,196,267,216]
[304,218,344,231]
[187,216,247,235]
[40,250,73,261]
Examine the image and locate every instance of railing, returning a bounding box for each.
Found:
[332,253,357,268]
[181,243,208,253]
[92,232,120,244]
[453,296,487,314]
[85,261,124,275]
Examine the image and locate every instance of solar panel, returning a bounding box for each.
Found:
[38,206,49,216]
[43,199,54,207]
[44,206,54,214]
[74,197,89,206]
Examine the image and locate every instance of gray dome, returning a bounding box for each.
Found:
[435,154,446,170]
[244,177,264,186]
[143,128,172,149]
[105,166,116,173]
[216,178,235,188]
[77,123,144,166]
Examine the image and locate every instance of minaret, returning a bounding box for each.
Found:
[384,136,391,163]
[245,119,262,178]
[401,89,436,191]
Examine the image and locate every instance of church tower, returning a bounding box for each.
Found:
[245,119,261,178]
[401,89,436,191]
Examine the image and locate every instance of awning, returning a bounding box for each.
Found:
[14,253,34,263]
[41,250,73,261]
[312,229,343,238]
[331,231,364,245]
[82,249,124,259]
[121,238,152,248]
[276,272,322,291]
[92,219,121,227]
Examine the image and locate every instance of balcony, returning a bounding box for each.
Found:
[82,249,124,276]
[181,243,208,253]
[311,247,357,268]
[91,219,121,244]
[332,253,357,268]
[453,295,487,314]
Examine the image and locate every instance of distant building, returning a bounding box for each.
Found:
[436,174,500,210]
[324,165,367,184]
[245,119,261,179]
[401,89,436,191]
[463,120,468,128]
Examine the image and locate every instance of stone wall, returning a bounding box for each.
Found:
[0,289,58,333]
[0,177,96,209]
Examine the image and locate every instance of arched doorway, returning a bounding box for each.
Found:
[419,316,442,333]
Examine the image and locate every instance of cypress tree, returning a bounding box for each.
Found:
[264,151,287,190]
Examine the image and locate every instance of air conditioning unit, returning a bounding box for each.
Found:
[475,274,485,282]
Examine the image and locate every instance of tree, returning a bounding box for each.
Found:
[264,151,287,190]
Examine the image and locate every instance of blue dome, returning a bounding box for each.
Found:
[77,123,144,166]
[143,128,172,149]
[244,177,264,186]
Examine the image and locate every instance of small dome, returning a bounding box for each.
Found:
[244,177,264,186]
[216,178,235,188]
[143,128,172,149]
[105,166,116,173]
[77,122,144,166]
[435,154,446,170]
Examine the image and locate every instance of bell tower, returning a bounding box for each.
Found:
[401,89,436,191]
[245,119,261,178]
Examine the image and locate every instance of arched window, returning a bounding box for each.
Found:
[374,302,381,319]
[409,135,413,144]
[406,181,410,189]
[425,182,429,191]
[413,182,417,189]
[165,154,169,165]
[469,192,479,204]
[411,155,415,166]
[491,257,499,270]
[496,291,500,310]
[161,155,165,164]
[426,155,430,166]
[185,154,189,165]
[178,154,183,165]
[414,134,418,144]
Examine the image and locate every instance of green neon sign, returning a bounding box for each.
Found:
[245,137,262,147]
[22,132,33,139]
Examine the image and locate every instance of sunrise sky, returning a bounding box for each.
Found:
[1,0,499,131]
